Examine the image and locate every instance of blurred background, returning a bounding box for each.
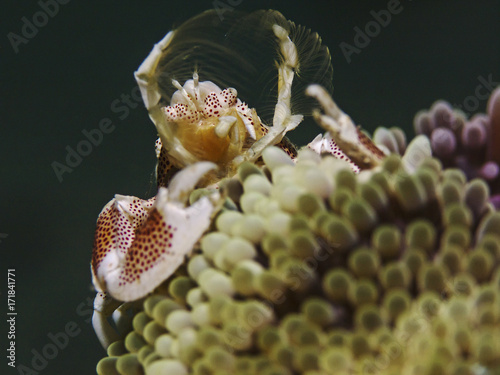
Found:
[2,1,499,373]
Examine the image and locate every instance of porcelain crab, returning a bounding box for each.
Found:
[90,10,317,349]
[89,9,421,349]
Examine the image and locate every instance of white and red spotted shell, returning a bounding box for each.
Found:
[162,79,258,140]
[308,133,361,173]
[152,74,268,182]
[91,162,220,302]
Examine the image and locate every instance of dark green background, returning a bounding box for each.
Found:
[2,1,499,374]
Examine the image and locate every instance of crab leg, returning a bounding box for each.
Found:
[92,292,123,349]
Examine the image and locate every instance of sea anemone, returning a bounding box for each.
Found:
[95,145,500,375]
[92,9,500,375]
[414,87,500,209]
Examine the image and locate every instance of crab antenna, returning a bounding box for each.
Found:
[192,72,204,108]
[171,79,199,113]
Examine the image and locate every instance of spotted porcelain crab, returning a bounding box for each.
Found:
[91,10,310,349]
[90,10,430,349]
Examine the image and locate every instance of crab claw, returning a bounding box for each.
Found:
[308,133,361,174]
[91,162,220,302]
[306,84,386,170]
[91,195,156,293]
[167,161,218,204]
